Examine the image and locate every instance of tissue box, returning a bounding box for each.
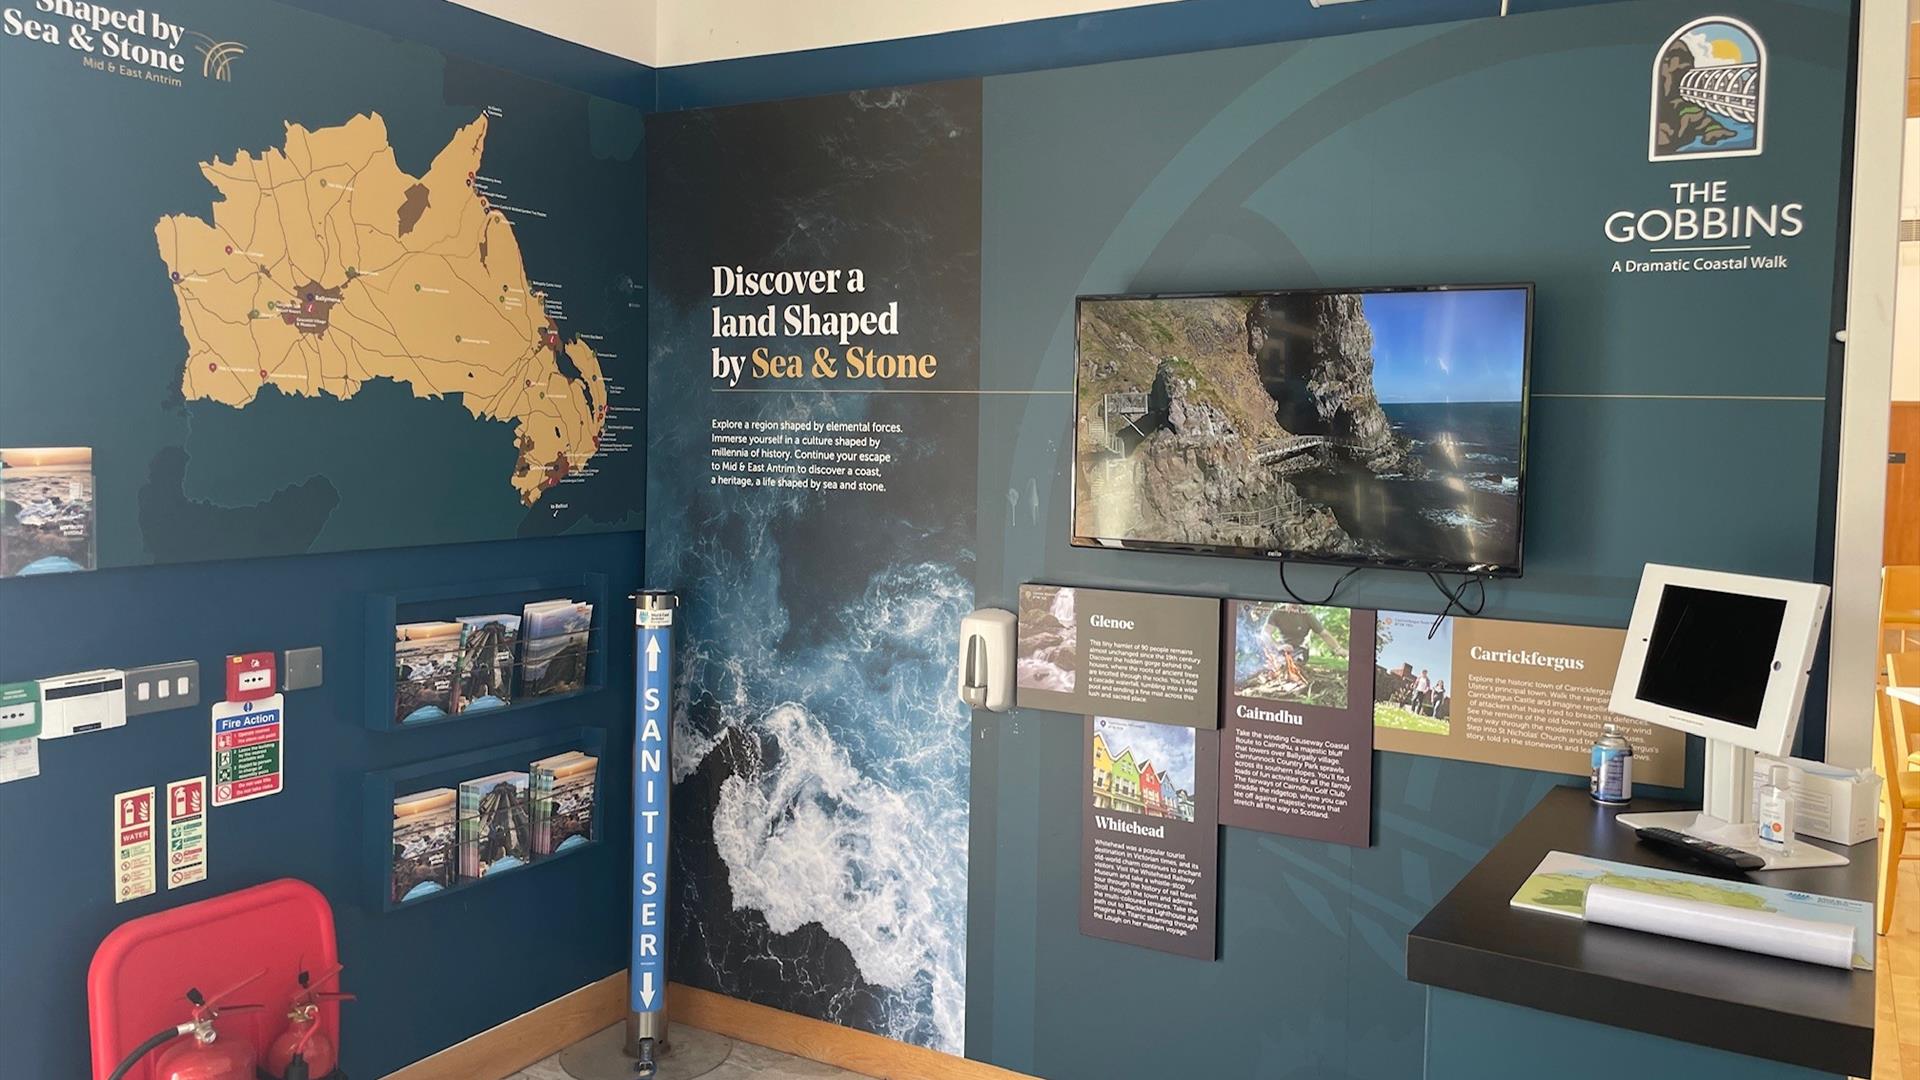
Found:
[1755,755,1879,846]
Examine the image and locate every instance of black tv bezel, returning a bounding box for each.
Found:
[1068,282,1535,579]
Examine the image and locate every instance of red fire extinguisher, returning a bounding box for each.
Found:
[261,963,351,1080]
[107,970,265,1080]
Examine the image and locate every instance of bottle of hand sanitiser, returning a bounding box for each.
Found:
[1757,764,1796,854]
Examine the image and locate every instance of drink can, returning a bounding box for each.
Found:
[1590,725,1633,805]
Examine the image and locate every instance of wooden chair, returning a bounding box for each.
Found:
[1895,651,1920,769]
[1886,566,1920,656]
[1876,688,1920,934]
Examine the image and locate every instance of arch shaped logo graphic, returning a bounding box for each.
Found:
[185,31,246,81]
[1648,15,1765,162]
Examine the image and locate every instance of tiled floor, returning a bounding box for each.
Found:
[511,1026,870,1080]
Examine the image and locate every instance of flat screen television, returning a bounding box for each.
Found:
[1071,284,1532,576]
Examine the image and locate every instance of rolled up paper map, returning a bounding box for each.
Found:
[1584,883,1855,969]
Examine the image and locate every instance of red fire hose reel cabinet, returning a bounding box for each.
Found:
[88,879,343,1080]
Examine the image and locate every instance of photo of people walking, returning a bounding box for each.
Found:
[1373,611,1453,735]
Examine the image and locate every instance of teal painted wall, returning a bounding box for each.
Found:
[0,0,1859,1076]
[646,0,1855,1074]
[966,2,1852,1076]
[0,2,651,1076]
[1426,990,1841,1079]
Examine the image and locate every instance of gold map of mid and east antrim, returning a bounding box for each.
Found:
[155,112,606,506]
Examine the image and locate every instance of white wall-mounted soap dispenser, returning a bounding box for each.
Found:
[957,609,1017,712]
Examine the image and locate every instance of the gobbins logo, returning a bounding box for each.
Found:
[1649,15,1765,162]
[1604,16,1800,273]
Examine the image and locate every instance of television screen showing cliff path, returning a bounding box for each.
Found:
[1072,287,1532,575]
[0,0,647,569]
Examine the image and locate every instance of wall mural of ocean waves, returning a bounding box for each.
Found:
[647,82,983,1053]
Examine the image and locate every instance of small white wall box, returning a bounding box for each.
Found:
[1754,755,1880,846]
[957,609,1017,713]
[37,669,127,738]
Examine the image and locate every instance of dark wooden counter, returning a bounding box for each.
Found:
[1407,787,1876,1076]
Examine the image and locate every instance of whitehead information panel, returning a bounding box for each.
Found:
[1082,715,1220,958]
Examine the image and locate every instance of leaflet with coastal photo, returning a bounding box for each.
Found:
[521,599,593,640]
[547,753,598,855]
[394,621,463,725]
[531,750,596,857]
[455,614,520,712]
[391,788,456,903]
[458,770,530,878]
[520,600,593,698]
[530,750,581,858]
[0,447,95,577]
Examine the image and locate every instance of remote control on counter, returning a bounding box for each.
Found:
[1633,826,1766,872]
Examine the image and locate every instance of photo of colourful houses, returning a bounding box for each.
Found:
[1092,716,1197,822]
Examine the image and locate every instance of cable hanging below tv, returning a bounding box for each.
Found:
[1070,283,1533,578]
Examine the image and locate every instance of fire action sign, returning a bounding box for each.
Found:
[210,694,284,806]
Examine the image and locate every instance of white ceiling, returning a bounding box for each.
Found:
[447,0,658,66]
[654,0,1181,67]
[449,0,1184,68]
[453,0,1920,70]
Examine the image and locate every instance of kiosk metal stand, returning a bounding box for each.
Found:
[563,591,731,1080]
[1616,739,1847,871]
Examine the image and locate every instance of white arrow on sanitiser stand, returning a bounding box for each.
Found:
[645,636,661,673]
[637,971,656,1008]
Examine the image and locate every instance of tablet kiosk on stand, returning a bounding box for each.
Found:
[1609,564,1844,871]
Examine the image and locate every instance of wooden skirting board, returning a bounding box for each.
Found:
[671,983,1035,1080]
[383,975,1039,1080]
[382,973,628,1080]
